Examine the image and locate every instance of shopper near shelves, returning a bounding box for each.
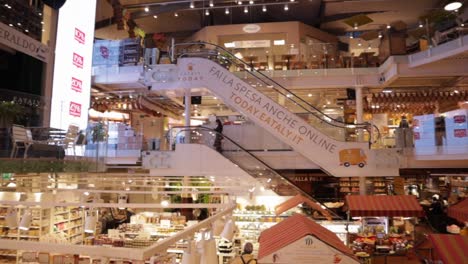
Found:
[399,116,409,128]
[214,119,224,153]
[230,242,257,264]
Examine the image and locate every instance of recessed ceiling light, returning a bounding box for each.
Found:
[444,1,462,11]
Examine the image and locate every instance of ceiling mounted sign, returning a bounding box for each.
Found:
[243,24,261,33]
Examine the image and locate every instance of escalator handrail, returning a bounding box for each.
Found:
[167,125,343,220]
[170,41,373,131]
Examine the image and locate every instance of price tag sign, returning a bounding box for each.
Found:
[108,229,120,239]
[160,219,171,228]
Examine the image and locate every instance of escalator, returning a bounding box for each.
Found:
[170,126,342,220]
[147,42,400,177]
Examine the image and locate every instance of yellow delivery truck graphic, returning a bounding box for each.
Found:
[339,148,367,168]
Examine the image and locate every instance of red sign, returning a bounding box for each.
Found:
[71,77,82,93]
[74,28,85,44]
[414,132,420,140]
[454,115,466,124]
[454,129,467,138]
[69,102,81,117]
[72,52,83,68]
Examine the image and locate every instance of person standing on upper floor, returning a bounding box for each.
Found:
[214,119,223,152]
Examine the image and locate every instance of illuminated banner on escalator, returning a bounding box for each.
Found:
[50,0,96,131]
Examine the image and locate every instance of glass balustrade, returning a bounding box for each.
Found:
[169,126,342,220]
[172,42,378,145]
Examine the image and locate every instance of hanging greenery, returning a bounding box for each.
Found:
[0,102,25,127]
[0,159,93,174]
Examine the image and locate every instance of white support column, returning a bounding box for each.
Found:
[355,85,364,140]
[184,90,191,143]
[42,8,58,127]
[355,85,367,195]
[359,177,367,195]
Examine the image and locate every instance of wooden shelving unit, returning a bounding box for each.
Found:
[0,206,50,261]
[52,207,84,245]
[339,177,360,195]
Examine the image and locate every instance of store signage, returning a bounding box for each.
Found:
[454,129,467,138]
[232,40,270,48]
[74,28,85,44]
[242,24,261,33]
[73,52,84,68]
[453,115,466,123]
[51,0,96,131]
[0,22,50,63]
[69,102,82,117]
[71,77,82,93]
[292,176,324,182]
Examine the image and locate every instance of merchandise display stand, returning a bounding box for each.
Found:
[52,207,84,244]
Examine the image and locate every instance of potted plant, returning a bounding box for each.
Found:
[0,102,24,128]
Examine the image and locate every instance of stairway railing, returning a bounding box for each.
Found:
[169,41,380,145]
[167,126,343,220]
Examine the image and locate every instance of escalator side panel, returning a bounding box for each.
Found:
[148,58,399,176]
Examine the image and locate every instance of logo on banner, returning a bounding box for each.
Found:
[69,102,81,117]
[74,28,85,44]
[414,132,420,140]
[73,52,84,68]
[178,63,203,82]
[71,77,82,93]
[454,115,466,124]
[454,129,467,138]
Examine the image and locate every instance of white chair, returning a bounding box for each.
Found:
[55,124,80,157]
[10,125,33,158]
